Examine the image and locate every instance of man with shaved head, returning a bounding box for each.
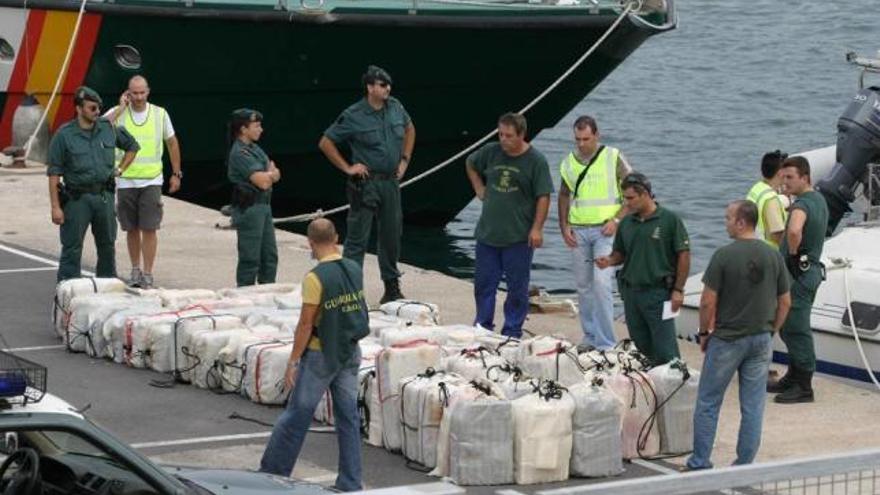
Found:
[260,217,369,491]
[688,200,791,470]
[105,75,182,289]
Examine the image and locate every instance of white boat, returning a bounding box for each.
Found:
[678,51,880,384]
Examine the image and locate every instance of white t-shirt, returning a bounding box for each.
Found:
[105,104,176,189]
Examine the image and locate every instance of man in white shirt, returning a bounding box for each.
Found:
[105,75,182,289]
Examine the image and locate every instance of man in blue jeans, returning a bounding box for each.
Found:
[465,112,553,337]
[259,218,369,491]
[687,200,791,470]
[557,115,632,350]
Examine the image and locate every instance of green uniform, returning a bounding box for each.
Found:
[702,239,790,341]
[613,205,690,365]
[779,190,829,373]
[47,117,139,281]
[227,139,278,287]
[324,97,411,281]
[311,258,370,372]
[468,143,554,247]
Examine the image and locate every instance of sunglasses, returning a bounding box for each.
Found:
[376,81,390,88]
[84,103,101,112]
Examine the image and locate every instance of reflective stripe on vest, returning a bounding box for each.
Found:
[560,147,621,225]
[116,104,164,180]
[746,180,786,248]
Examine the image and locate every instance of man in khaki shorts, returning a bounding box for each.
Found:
[105,75,182,289]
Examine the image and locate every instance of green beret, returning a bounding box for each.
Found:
[73,86,102,106]
[363,65,392,85]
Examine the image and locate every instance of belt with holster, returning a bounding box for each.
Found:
[366,171,397,181]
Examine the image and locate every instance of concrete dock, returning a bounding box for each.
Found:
[2,162,879,492]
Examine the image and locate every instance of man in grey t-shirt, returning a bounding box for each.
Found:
[686,200,791,470]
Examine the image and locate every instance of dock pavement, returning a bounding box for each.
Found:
[2,162,879,491]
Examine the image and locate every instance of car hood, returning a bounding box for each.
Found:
[167,467,334,495]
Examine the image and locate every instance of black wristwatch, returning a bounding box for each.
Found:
[172,171,183,179]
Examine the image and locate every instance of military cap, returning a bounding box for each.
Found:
[230,108,263,122]
[363,65,393,86]
[73,86,102,106]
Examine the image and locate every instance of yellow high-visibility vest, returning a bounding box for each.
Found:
[116,104,165,179]
[560,146,621,225]
[746,180,787,248]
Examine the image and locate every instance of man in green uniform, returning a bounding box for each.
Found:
[47,86,139,282]
[319,65,416,304]
[227,109,280,287]
[768,156,829,404]
[596,173,690,365]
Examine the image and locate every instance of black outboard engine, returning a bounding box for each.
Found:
[815,85,880,235]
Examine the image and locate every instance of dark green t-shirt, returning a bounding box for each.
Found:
[227,139,271,203]
[780,190,829,262]
[614,205,690,287]
[703,239,790,340]
[324,97,411,174]
[468,143,554,247]
[47,118,140,187]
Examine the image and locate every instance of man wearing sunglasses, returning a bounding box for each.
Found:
[596,173,690,365]
[320,65,416,305]
[47,86,140,281]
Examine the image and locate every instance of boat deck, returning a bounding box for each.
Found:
[2,162,878,492]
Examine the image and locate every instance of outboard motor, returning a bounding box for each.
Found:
[816,53,880,236]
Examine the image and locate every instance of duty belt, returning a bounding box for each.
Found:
[67,183,107,195]
[366,171,397,181]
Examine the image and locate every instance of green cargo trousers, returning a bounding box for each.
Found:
[620,286,681,366]
[343,178,401,281]
[233,203,278,287]
[57,192,117,282]
[780,267,822,373]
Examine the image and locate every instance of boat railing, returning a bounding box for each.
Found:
[495,447,880,495]
[847,51,880,90]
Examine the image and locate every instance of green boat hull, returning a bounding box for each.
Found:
[0,0,675,225]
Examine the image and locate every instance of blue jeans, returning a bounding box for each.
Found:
[570,226,616,349]
[687,332,772,470]
[259,348,362,491]
[473,241,534,338]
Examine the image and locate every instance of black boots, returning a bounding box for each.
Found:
[380,278,404,304]
[766,368,794,393]
[773,367,814,404]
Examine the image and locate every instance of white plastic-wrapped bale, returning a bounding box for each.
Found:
[447,380,514,485]
[648,359,699,455]
[379,325,447,348]
[216,331,290,393]
[486,364,539,400]
[143,289,218,309]
[359,367,382,446]
[313,391,335,425]
[53,277,126,338]
[445,346,506,381]
[173,314,244,380]
[380,300,440,325]
[519,336,584,386]
[243,309,300,336]
[399,369,466,467]
[191,328,253,389]
[477,333,521,363]
[368,311,408,337]
[439,325,494,355]
[242,340,294,405]
[568,380,624,478]
[102,307,167,362]
[220,283,299,296]
[376,343,442,452]
[64,293,161,354]
[608,370,659,459]
[512,381,575,484]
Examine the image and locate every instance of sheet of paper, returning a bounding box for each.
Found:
[662,300,680,320]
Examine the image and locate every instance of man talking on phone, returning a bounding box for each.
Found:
[104,75,182,289]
